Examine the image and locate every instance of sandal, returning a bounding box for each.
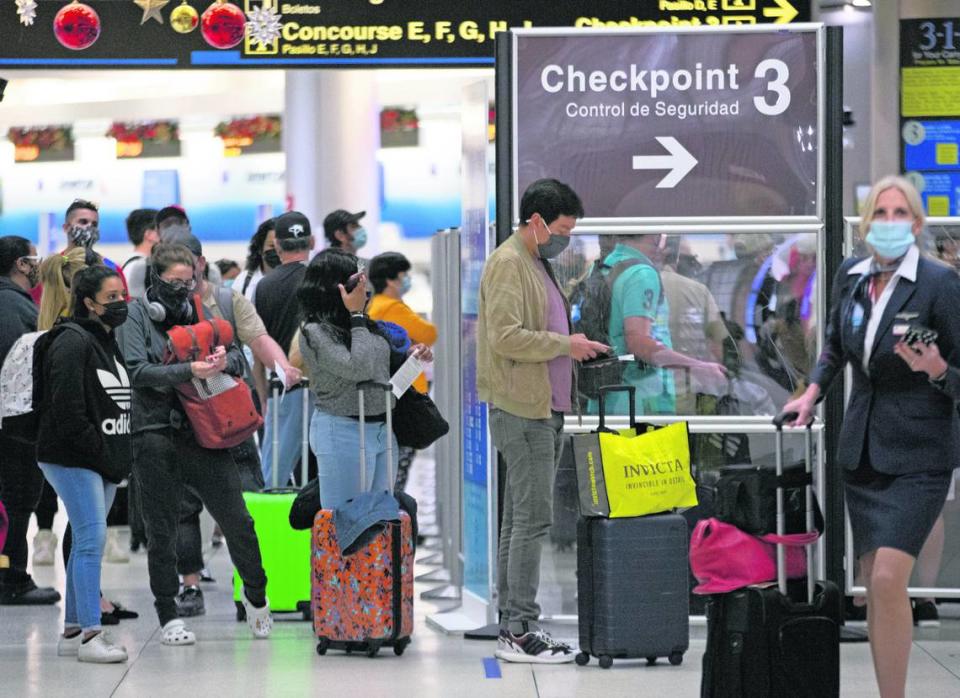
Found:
[161,619,196,646]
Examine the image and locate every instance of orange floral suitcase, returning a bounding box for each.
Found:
[311,509,414,657]
[311,380,414,658]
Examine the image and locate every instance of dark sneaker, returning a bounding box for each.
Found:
[495,627,575,664]
[913,600,940,627]
[844,597,867,623]
[0,578,61,605]
[176,586,206,617]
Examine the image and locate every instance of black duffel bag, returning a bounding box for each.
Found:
[713,463,824,537]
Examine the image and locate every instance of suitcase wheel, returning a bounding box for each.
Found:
[646,656,657,666]
[668,651,683,666]
[366,640,381,658]
[316,638,329,656]
[393,638,410,656]
[235,601,246,622]
[598,655,613,669]
[574,652,590,666]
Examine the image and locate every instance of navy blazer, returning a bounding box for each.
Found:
[811,251,960,475]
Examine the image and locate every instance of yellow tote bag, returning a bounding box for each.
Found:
[597,422,697,517]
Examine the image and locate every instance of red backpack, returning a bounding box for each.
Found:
[165,298,262,450]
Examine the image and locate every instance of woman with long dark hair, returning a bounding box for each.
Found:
[298,249,431,508]
[233,218,277,302]
[36,265,130,663]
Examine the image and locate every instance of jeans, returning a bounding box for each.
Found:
[310,410,397,510]
[37,462,116,632]
[489,408,564,632]
[261,388,315,488]
[133,429,267,627]
[176,436,264,576]
[0,433,44,584]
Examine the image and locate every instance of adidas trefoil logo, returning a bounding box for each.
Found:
[97,359,130,411]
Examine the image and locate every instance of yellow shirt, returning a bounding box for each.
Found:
[367,294,437,394]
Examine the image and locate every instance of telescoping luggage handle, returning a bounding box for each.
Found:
[597,385,637,433]
[356,381,394,494]
[269,374,311,491]
[772,411,815,603]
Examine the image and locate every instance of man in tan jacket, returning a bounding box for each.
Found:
[477,179,608,663]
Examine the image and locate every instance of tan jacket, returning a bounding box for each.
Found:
[476,232,572,419]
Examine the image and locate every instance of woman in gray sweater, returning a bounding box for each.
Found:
[298,249,430,509]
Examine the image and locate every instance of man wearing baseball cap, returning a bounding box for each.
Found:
[323,209,367,256]
[254,211,316,486]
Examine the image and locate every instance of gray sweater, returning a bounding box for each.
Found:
[299,321,395,417]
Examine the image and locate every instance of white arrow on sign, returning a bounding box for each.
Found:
[631,137,698,189]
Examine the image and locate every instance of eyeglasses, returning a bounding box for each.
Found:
[19,255,42,264]
[159,277,197,292]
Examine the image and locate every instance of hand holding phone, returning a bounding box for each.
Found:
[903,324,938,348]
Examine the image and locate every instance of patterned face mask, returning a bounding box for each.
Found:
[68,224,100,248]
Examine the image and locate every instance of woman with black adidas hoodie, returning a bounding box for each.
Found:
[36,265,131,664]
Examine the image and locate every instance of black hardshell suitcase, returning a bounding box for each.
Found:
[700,413,841,698]
[574,385,690,669]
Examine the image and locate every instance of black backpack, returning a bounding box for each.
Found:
[572,257,659,399]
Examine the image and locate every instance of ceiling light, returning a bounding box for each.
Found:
[852,0,871,7]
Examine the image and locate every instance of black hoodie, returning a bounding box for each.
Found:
[36,317,131,483]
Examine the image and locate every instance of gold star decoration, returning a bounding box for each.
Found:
[134,0,170,25]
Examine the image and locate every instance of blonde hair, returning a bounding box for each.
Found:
[860,175,926,239]
[38,248,89,330]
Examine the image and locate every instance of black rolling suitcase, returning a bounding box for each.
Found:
[700,412,840,698]
[574,385,690,669]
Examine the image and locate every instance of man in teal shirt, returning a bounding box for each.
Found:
[604,235,727,415]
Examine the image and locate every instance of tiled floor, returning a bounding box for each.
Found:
[3,461,960,697]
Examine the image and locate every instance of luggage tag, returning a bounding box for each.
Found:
[850,302,864,329]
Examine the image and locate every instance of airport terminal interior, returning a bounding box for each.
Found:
[2,0,960,696]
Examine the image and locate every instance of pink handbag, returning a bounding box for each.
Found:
[689,517,819,595]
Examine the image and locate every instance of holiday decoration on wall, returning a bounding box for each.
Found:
[106,120,180,158]
[169,0,198,33]
[15,0,37,26]
[380,107,420,148]
[214,114,281,156]
[134,0,169,25]
[7,125,75,163]
[53,1,101,51]
[245,3,282,50]
[201,0,245,49]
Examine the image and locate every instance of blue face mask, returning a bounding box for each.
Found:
[223,279,235,288]
[866,221,915,260]
[400,274,412,295]
[351,227,367,250]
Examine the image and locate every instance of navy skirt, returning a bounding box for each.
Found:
[845,465,953,559]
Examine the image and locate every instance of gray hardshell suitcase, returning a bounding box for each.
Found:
[575,513,690,668]
[574,385,690,669]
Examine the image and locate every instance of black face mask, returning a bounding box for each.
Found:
[263,249,281,269]
[97,300,128,329]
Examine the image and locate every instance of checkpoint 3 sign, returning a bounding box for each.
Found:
[0,1,808,68]
[512,25,821,220]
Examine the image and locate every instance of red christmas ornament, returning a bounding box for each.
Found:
[53,1,101,51]
[201,0,246,50]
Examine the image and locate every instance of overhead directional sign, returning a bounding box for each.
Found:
[512,26,821,220]
[0,0,808,69]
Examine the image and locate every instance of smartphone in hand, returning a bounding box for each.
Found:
[344,272,362,293]
[904,324,938,347]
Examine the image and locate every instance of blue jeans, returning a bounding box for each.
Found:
[309,410,397,510]
[37,462,116,632]
[261,388,315,488]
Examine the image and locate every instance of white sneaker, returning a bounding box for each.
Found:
[494,627,575,664]
[57,632,82,657]
[242,595,273,639]
[32,530,57,567]
[77,632,127,664]
[103,528,130,564]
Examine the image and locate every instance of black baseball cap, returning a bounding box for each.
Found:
[275,211,312,241]
[156,205,189,227]
[323,209,365,239]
